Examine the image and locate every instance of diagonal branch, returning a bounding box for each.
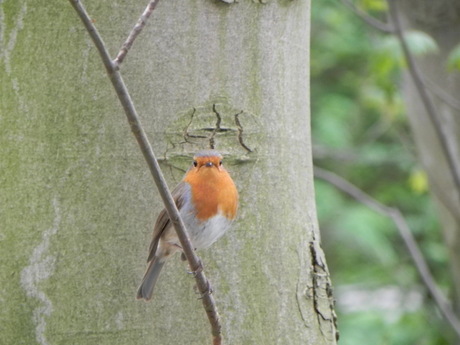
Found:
[68,1,222,343]
[422,75,460,112]
[113,0,161,67]
[339,0,394,33]
[314,167,460,339]
[387,0,460,202]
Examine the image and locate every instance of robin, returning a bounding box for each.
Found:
[137,150,239,301]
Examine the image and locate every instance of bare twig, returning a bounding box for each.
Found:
[68,1,222,343]
[340,0,394,33]
[314,167,460,339]
[387,0,460,200]
[113,0,161,67]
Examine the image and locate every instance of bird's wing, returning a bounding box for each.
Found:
[146,181,189,262]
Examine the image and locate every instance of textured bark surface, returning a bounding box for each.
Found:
[0,0,337,344]
[398,0,460,310]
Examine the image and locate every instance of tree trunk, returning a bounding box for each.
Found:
[397,0,460,310]
[0,0,337,344]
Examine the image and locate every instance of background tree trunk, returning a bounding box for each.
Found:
[397,0,460,311]
[0,0,337,344]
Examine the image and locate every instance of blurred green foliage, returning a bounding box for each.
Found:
[448,44,460,71]
[311,1,452,344]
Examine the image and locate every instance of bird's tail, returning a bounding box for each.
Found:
[136,257,165,301]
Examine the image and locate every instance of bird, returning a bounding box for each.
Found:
[137,149,238,301]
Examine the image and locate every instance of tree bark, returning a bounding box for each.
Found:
[0,0,337,344]
[397,0,460,310]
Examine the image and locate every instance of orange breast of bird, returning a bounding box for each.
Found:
[184,163,238,222]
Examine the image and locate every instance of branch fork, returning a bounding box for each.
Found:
[68,1,222,343]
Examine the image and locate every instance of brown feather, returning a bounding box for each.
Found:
[146,181,188,262]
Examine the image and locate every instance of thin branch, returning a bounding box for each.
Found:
[314,167,460,339]
[340,0,394,33]
[422,75,460,112]
[113,0,161,67]
[68,1,222,343]
[387,0,460,201]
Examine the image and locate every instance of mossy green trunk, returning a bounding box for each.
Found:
[0,0,337,344]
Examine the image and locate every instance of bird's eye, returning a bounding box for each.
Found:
[193,161,198,167]
[219,161,223,166]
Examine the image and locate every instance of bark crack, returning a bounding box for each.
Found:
[309,241,339,342]
[170,99,257,155]
[210,104,223,149]
[234,111,253,153]
[183,108,208,141]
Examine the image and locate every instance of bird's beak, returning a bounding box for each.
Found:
[205,162,213,167]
